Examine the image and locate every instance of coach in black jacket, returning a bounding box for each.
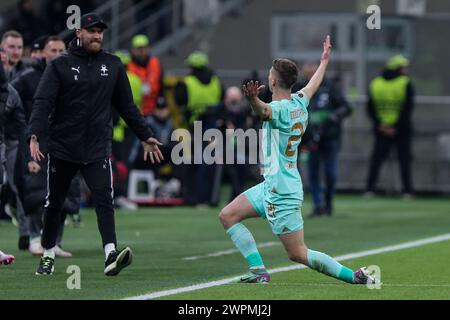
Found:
[28,13,163,276]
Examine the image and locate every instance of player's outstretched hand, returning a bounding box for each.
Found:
[242,81,265,101]
[142,137,164,164]
[30,135,45,162]
[321,35,332,63]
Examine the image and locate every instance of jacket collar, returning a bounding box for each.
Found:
[33,58,47,72]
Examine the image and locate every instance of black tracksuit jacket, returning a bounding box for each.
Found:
[11,58,47,123]
[28,39,153,164]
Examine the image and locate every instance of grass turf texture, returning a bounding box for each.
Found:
[0,194,449,300]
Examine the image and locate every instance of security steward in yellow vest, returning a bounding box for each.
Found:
[366,55,414,196]
[175,51,223,128]
[174,51,224,206]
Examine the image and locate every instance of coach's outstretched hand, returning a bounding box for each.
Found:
[142,137,164,164]
[30,135,45,162]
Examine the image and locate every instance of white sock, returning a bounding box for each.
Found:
[43,248,55,259]
[0,250,4,257]
[104,243,116,260]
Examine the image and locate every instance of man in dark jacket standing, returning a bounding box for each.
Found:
[0,67,17,265]
[11,36,62,122]
[0,78,13,251]
[12,35,76,258]
[28,13,163,276]
[0,61,8,191]
[0,64,17,267]
[294,63,352,217]
[1,45,29,248]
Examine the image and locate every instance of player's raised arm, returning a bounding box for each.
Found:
[242,80,272,121]
[301,35,332,100]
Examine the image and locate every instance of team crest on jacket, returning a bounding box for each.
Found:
[100,64,109,77]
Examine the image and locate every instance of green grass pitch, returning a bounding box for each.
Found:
[1,194,449,300]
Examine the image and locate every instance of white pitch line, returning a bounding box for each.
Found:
[182,242,280,260]
[122,233,450,300]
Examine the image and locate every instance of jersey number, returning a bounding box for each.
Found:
[285,123,305,157]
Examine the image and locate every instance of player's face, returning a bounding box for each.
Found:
[43,40,66,63]
[268,67,277,93]
[77,27,104,53]
[1,36,23,66]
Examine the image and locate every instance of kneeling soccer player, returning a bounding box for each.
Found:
[219,36,375,285]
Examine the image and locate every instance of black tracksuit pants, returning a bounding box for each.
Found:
[366,131,413,194]
[42,154,116,249]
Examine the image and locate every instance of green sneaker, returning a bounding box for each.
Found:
[35,256,55,275]
[236,269,270,283]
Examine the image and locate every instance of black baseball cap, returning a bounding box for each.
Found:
[80,13,108,30]
[156,96,167,109]
[31,35,49,52]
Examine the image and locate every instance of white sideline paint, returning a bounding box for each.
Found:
[182,242,280,260]
[122,233,450,300]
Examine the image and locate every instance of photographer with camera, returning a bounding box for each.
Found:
[294,63,352,217]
